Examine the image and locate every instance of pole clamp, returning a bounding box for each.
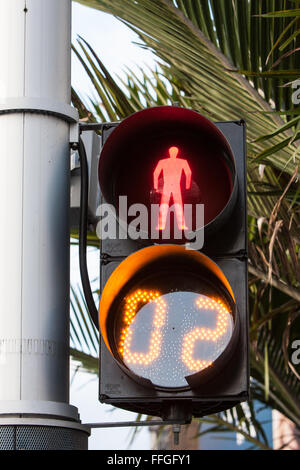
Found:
[0,97,79,142]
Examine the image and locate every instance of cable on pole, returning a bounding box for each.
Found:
[77,134,100,329]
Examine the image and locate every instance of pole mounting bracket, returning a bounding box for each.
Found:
[0,96,80,143]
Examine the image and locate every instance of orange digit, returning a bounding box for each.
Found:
[119,290,167,366]
[181,297,230,372]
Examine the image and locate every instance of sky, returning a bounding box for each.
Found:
[70,2,156,451]
[72,2,157,101]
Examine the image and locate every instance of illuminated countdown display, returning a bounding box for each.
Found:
[118,290,233,388]
[100,246,239,390]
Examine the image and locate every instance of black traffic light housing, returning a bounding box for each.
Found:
[98,106,249,419]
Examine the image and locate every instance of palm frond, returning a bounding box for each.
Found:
[195,400,273,450]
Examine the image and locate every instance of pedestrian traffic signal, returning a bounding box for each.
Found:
[98,106,249,421]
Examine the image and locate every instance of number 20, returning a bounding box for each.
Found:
[119,290,230,372]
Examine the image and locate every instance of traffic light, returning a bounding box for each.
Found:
[98,106,249,421]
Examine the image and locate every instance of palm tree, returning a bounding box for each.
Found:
[71,0,300,449]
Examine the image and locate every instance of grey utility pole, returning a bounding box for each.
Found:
[0,0,89,449]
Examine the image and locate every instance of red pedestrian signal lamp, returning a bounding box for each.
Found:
[98,106,249,422]
[99,106,237,245]
[153,146,192,230]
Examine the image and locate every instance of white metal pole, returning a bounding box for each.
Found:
[0,0,89,449]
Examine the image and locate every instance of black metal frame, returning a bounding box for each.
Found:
[98,115,249,419]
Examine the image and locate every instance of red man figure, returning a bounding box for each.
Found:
[153,146,192,231]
